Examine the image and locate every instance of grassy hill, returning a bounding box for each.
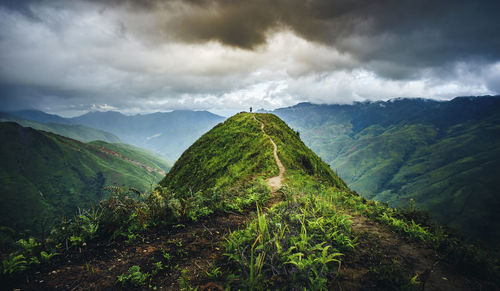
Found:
[267,96,500,245]
[2,113,498,290]
[0,122,169,243]
[0,112,121,143]
[161,112,344,193]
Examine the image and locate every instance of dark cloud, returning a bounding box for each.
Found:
[4,0,500,77]
[89,1,500,69]
[0,0,498,115]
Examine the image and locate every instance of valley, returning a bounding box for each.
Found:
[266,96,500,245]
[0,122,170,246]
[2,113,498,290]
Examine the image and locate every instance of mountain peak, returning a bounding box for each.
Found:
[160,112,345,194]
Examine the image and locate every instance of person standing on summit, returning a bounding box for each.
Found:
[249,107,253,113]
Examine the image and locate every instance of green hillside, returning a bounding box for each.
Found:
[161,113,344,193]
[0,112,121,143]
[0,122,169,242]
[268,96,500,245]
[2,114,498,290]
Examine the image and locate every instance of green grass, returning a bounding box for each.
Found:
[0,122,170,245]
[270,100,500,246]
[3,111,499,288]
[161,113,346,195]
[224,172,354,290]
[160,113,276,193]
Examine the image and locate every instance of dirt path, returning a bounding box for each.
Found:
[253,115,285,192]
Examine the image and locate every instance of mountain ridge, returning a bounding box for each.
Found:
[4,112,497,290]
[0,122,170,245]
[264,95,500,245]
[0,112,122,144]
[7,109,226,160]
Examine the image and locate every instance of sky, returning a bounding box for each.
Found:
[0,0,499,117]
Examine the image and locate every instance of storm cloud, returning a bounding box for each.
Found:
[0,0,498,116]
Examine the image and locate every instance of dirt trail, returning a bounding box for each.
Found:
[253,115,285,192]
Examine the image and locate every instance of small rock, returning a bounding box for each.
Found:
[52,270,57,274]
[442,277,448,280]
[39,280,44,283]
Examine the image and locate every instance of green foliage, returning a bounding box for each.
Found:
[306,175,500,283]
[206,264,222,279]
[161,113,277,193]
[368,259,420,291]
[177,268,197,291]
[117,265,150,286]
[0,112,122,143]
[1,254,28,275]
[1,236,60,276]
[161,113,346,195]
[225,178,355,290]
[99,187,148,243]
[269,98,500,245]
[378,212,435,244]
[257,113,347,189]
[76,207,102,240]
[0,122,170,245]
[151,261,163,276]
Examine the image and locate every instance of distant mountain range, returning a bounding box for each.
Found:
[5,96,499,245]
[0,112,122,144]
[265,95,500,245]
[0,122,170,243]
[6,110,226,160]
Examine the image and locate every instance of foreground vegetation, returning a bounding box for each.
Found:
[1,112,498,289]
[0,122,170,249]
[270,96,500,245]
[224,172,500,289]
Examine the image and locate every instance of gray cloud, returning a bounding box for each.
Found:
[85,0,500,76]
[0,0,498,116]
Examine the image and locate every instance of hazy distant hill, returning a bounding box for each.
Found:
[0,122,170,239]
[266,95,500,244]
[8,109,226,160]
[0,112,121,143]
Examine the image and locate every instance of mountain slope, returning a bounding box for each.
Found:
[160,112,345,193]
[0,122,170,240]
[72,110,226,160]
[6,110,70,124]
[6,112,498,290]
[9,109,226,160]
[265,95,500,245]
[0,112,121,143]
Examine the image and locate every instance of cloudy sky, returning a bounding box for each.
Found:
[0,0,499,116]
